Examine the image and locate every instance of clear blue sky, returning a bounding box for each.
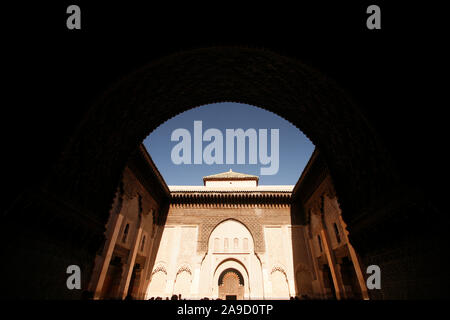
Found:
[143,102,314,186]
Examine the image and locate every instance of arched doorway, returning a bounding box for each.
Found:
[173,268,192,299]
[145,265,168,299]
[207,219,260,299]
[270,267,290,299]
[218,268,245,300]
[213,259,250,300]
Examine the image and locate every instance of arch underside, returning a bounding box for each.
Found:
[219,268,244,286]
[48,47,398,233]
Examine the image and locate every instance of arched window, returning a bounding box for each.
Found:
[233,238,239,249]
[122,223,130,243]
[243,238,249,251]
[224,238,229,251]
[214,238,220,251]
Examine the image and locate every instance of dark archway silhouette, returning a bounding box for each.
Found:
[48,47,398,229]
[3,46,447,299]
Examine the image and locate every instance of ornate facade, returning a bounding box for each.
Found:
[87,145,170,300]
[89,147,367,300]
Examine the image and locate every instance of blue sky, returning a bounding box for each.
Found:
[143,102,314,186]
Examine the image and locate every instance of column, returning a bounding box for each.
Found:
[319,227,346,300]
[138,222,160,299]
[90,213,124,299]
[135,238,153,300]
[135,256,148,300]
[118,220,143,299]
[338,215,370,300]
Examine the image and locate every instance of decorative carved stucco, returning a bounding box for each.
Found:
[176,264,192,276]
[270,265,288,276]
[151,264,167,276]
[198,217,265,254]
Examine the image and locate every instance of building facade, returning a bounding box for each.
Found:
[87,146,170,300]
[88,147,368,300]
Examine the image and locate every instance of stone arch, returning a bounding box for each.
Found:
[212,258,250,299]
[213,257,250,280]
[146,263,168,299]
[173,263,193,298]
[218,268,244,286]
[150,263,167,277]
[270,264,288,277]
[35,47,406,299]
[207,219,255,254]
[176,263,192,276]
[201,216,264,253]
[149,263,167,279]
[218,268,245,300]
[46,46,398,235]
[270,264,290,299]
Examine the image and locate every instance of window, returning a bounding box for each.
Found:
[243,238,249,251]
[214,238,220,251]
[140,235,146,252]
[224,238,229,251]
[234,238,239,249]
[122,223,130,243]
[317,235,323,252]
[333,223,341,243]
